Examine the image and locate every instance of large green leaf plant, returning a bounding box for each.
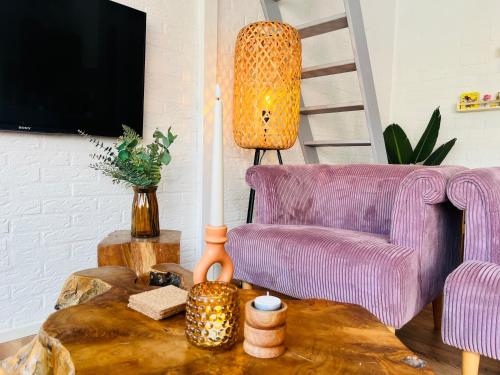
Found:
[82,125,177,187]
[383,107,456,165]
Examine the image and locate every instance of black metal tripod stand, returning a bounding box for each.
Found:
[246,148,283,223]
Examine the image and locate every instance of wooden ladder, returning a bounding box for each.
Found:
[260,0,387,164]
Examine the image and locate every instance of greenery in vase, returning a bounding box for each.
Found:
[81,125,177,187]
[383,107,457,165]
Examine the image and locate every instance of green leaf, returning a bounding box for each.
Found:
[127,139,138,149]
[118,150,129,161]
[136,151,148,161]
[423,138,457,165]
[117,142,127,151]
[161,135,171,148]
[412,107,441,163]
[383,124,413,164]
[167,127,177,144]
[160,151,171,165]
[153,129,163,139]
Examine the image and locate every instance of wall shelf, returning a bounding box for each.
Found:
[456,99,500,112]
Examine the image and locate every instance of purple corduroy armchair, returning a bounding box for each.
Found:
[227,164,464,329]
[443,168,500,374]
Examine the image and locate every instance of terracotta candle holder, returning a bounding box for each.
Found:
[243,300,288,358]
[192,225,234,284]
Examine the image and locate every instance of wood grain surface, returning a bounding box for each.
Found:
[97,230,180,284]
[1,266,434,374]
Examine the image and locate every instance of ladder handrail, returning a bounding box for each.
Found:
[344,0,387,163]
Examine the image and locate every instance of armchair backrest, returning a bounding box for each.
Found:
[447,168,500,264]
[247,164,425,235]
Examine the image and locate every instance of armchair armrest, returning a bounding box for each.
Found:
[447,168,500,264]
[390,166,466,302]
[391,166,465,247]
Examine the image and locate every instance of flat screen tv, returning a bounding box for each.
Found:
[0,0,146,137]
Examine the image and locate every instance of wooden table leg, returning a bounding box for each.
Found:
[462,351,480,375]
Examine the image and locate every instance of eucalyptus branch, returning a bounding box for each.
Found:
[80,125,177,187]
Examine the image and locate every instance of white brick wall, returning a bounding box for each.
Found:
[0,0,202,341]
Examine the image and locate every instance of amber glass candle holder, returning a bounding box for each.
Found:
[185,281,240,350]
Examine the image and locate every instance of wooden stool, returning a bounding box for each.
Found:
[98,230,181,284]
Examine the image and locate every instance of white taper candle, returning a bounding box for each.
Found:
[210,84,224,227]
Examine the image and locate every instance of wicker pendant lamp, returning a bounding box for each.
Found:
[233,21,301,150]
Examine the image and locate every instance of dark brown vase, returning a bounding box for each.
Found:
[131,186,160,238]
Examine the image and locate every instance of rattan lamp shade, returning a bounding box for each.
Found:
[233,21,301,150]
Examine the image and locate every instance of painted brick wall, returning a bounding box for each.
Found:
[0,0,202,341]
[391,0,500,167]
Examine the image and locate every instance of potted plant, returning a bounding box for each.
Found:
[383,107,456,165]
[82,125,177,237]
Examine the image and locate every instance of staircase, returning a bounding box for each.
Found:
[260,0,387,164]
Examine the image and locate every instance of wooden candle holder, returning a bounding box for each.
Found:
[243,300,287,359]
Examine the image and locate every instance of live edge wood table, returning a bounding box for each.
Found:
[97,230,181,284]
[0,267,433,375]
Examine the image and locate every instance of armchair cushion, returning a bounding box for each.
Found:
[227,223,420,328]
[442,261,500,360]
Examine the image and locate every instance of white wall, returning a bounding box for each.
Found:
[391,0,500,167]
[0,0,203,342]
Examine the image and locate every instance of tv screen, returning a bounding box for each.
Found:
[0,0,146,137]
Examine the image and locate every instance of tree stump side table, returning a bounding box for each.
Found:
[97,230,181,284]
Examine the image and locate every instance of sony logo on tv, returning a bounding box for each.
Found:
[18,125,31,130]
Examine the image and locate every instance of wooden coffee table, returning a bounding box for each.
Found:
[1,267,433,374]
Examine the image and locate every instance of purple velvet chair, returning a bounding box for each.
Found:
[227,164,464,330]
[443,168,500,375]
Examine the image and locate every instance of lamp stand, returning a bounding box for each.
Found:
[246,148,283,223]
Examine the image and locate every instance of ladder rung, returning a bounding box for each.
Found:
[300,102,364,115]
[304,140,371,147]
[302,60,356,79]
[297,14,348,39]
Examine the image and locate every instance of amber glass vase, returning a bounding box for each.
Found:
[131,186,160,238]
[185,282,240,350]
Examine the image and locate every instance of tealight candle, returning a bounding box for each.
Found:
[254,292,282,311]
